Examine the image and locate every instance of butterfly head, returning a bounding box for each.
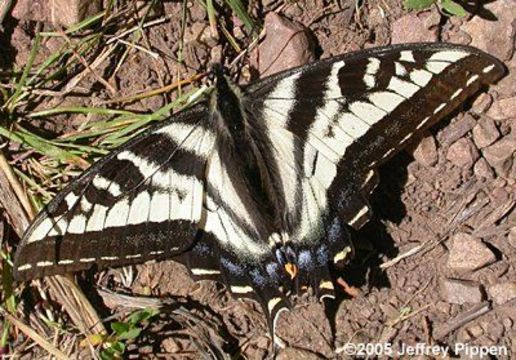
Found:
[208,63,226,83]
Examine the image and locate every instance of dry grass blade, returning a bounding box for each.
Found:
[178,311,231,360]
[57,29,116,96]
[106,15,171,45]
[100,72,206,106]
[0,152,32,233]
[474,198,515,235]
[0,153,106,354]
[386,304,432,327]
[384,182,493,268]
[60,46,116,96]
[380,243,424,269]
[0,306,69,360]
[46,275,107,336]
[98,288,164,309]
[116,38,159,59]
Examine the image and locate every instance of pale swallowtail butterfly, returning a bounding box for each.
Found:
[14,43,504,343]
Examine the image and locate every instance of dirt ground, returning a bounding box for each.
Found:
[2,0,515,359]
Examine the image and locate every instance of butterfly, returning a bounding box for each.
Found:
[14,42,504,343]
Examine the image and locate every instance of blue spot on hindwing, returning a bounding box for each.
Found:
[250,268,267,288]
[298,250,314,271]
[328,216,342,243]
[266,262,280,281]
[192,242,211,256]
[316,245,329,265]
[221,257,244,276]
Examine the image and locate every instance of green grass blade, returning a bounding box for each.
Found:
[224,0,254,33]
[39,10,107,37]
[28,33,102,86]
[206,0,218,38]
[0,126,83,163]
[5,33,42,112]
[404,0,435,10]
[13,167,53,208]
[29,107,136,118]
[101,118,154,145]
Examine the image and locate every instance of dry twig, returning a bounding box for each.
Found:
[433,301,491,340]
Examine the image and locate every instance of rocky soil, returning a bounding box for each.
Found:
[2,0,515,359]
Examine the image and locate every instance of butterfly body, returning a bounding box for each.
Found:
[14,43,505,341]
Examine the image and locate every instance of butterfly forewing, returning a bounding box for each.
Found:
[246,43,504,233]
[14,105,214,280]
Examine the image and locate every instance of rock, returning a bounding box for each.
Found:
[44,37,67,55]
[447,233,496,271]
[188,2,206,22]
[486,321,505,341]
[379,303,399,319]
[493,57,516,98]
[11,26,34,68]
[135,1,162,18]
[490,187,510,203]
[255,336,269,350]
[360,306,373,319]
[161,338,181,353]
[435,301,451,314]
[184,22,210,44]
[474,158,495,180]
[391,13,438,44]
[472,117,500,149]
[482,138,516,178]
[467,325,484,338]
[446,138,480,168]
[438,114,476,146]
[11,0,47,22]
[210,45,223,64]
[368,7,386,27]
[471,93,493,114]
[508,227,516,248]
[440,279,483,304]
[12,0,102,26]
[487,97,516,120]
[488,282,516,305]
[412,135,438,167]
[252,13,315,77]
[53,0,102,26]
[461,0,516,61]
[445,29,472,46]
